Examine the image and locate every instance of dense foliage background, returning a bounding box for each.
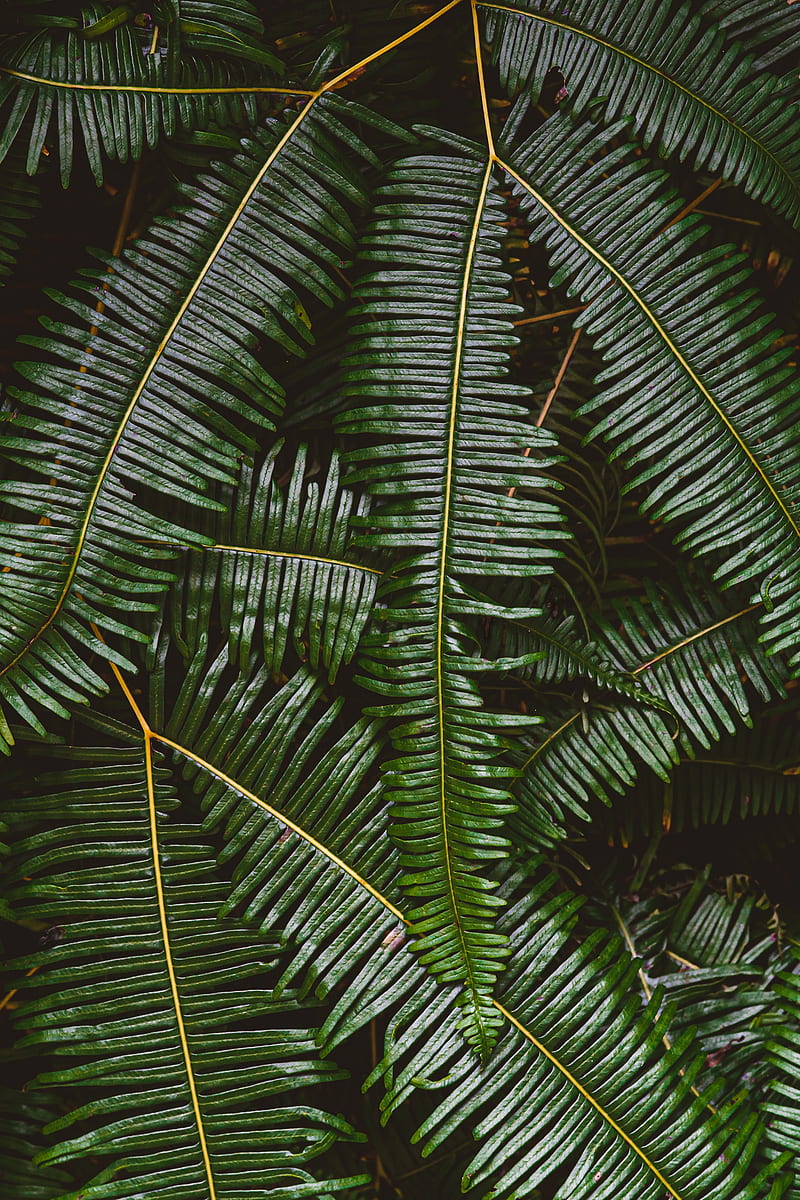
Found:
[1,2,799,1198]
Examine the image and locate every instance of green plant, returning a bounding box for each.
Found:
[0,1,799,1197]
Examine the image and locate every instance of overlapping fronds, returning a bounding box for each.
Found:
[500,115,800,669]
[0,1088,70,1198]
[49,629,786,1200]
[335,145,566,1052]
[612,716,800,839]
[0,94,373,752]
[485,605,673,707]
[766,953,800,1199]
[0,1,798,1194]
[700,0,800,69]
[480,0,800,225]
[513,576,786,845]
[0,1,284,185]
[166,444,380,681]
[151,648,416,1034]
[607,880,786,1107]
[4,740,368,1200]
[368,871,787,1200]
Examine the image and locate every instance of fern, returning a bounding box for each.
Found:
[0,94,387,751]
[513,574,787,844]
[0,1,285,184]
[1,2,799,1197]
[336,144,566,1052]
[5,740,368,1198]
[500,113,800,672]
[482,0,800,224]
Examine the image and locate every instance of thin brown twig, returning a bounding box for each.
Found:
[505,328,582,502]
[83,157,143,353]
[514,303,587,327]
[662,177,722,230]
[0,966,38,1012]
[694,208,762,227]
[536,326,582,428]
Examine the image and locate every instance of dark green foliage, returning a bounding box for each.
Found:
[0,95,374,751]
[5,743,368,1198]
[0,151,39,286]
[337,149,566,1052]
[513,574,787,844]
[0,1,281,185]
[483,0,800,225]
[1,2,799,1198]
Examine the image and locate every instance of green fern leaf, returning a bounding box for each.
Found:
[766,952,800,1199]
[498,114,800,671]
[5,740,369,1200]
[605,881,786,1109]
[699,0,800,70]
[514,576,786,845]
[485,604,674,710]
[94,628,788,1200]
[335,145,567,1053]
[0,96,371,751]
[0,1087,71,1197]
[163,443,380,682]
[371,872,788,1200]
[0,0,285,184]
[612,714,800,839]
[0,148,38,286]
[481,0,800,225]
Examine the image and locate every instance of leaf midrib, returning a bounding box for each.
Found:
[499,157,800,542]
[0,0,463,680]
[0,95,318,681]
[433,158,495,1045]
[110,660,687,1200]
[124,676,217,1199]
[0,68,314,96]
[521,603,759,770]
[479,0,799,204]
[136,538,383,575]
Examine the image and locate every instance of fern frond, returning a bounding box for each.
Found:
[369,870,787,1200]
[5,741,368,1200]
[766,953,800,1199]
[0,1,286,184]
[700,0,800,70]
[0,1086,71,1197]
[498,115,800,669]
[486,605,673,708]
[0,95,373,751]
[335,145,567,1052]
[612,715,800,839]
[481,0,800,224]
[606,879,786,1107]
[106,633,787,1200]
[514,576,786,845]
[165,444,380,682]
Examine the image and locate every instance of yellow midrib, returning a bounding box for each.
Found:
[0,95,318,681]
[1,0,463,680]
[135,538,383,575]
[434,159,495,1044]
[478,1,798,200]
[0,68,313,95]
[130,713,216,1197]
[110,662,685,1200]
[499,158,800,539]
[521,604,758,770]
